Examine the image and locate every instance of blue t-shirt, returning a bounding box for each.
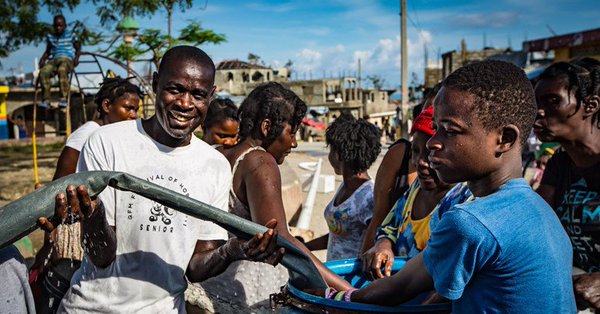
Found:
[47,29,78,60]
[423,179,575,313]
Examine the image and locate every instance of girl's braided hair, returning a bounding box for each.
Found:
[94,77,143,117]
[238,82,307,147]
[539,58,600,128]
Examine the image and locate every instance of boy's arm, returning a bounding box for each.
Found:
[73,39,81,67]
[352,253,433,305]
[39,40,51,68]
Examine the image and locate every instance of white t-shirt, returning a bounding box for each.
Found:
[65,121,100,151]
[59,119,231,313]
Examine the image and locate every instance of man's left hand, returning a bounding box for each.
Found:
[574,272,600,309]
[240,219,285,265]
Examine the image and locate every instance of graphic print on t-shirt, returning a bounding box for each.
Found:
[126,173,191,234]
[556,178,600,272]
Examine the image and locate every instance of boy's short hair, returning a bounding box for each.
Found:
[443,60,536,148]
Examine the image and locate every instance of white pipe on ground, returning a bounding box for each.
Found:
[297,158,322,230]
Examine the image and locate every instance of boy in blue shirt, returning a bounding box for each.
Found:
[317,60,576,313]
[38,15,80,108]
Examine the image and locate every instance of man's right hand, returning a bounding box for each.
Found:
[38,185,102,232]
[361,238,395,281]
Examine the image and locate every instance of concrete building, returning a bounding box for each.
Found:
[424,60,442,89]
[523,27,600,62]
[442,40,506,79]
[215,59,283,96]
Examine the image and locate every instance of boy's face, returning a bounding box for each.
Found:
[427,87,499,184]
[53,17,66,35]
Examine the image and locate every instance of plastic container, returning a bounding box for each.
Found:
[280,258,451,313]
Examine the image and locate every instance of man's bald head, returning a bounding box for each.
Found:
[158,45,215,79]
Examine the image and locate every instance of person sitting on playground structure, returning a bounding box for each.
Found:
[38,14,81,108]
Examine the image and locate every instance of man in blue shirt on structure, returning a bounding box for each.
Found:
[315,60,576,313]
[38,15,80,108]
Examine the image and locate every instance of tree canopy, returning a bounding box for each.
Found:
[0,0,226,71]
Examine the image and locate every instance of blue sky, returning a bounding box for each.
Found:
[2,0,599,89]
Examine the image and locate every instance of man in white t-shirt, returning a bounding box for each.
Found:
[38,46,283,313]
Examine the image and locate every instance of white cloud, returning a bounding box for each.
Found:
[295,48,322,72]
[289,30,432,88]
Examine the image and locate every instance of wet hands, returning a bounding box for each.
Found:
[38,185,103,232]
[37,184,117,267]
[234,219,285,266]
[574,272,600,310]
[361,238,394,281]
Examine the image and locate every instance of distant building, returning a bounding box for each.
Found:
[442,40,506,79]
[215,59,280,96]
[424,60,442,88]
[523,27,600,62]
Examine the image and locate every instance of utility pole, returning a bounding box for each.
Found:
[400,0,409,138]
[358,58,362,88]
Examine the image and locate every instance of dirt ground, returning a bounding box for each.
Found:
[0,142,63,258]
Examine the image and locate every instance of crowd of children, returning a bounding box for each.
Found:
[1,16,600,312]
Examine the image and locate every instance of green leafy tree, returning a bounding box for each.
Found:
[160,0,193,43]
[366,75,385,90]
[92,0,160,26]
[95,0,225,70]
[110,21,226,69]
[248,53,261,65]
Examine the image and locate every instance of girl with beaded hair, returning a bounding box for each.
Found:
[186,82,352,313]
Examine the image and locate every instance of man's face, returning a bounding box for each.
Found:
[153,59,215,146]
[533,77,583,142]
[426,87,499,184]
[53,17,66,35]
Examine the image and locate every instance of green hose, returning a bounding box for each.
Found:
[0,171,326,290]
